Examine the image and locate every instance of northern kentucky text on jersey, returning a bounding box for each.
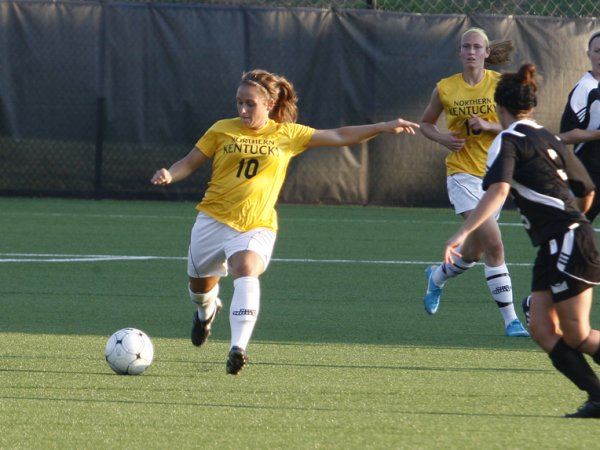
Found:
[222,137,282,156]
[447,97,496,116]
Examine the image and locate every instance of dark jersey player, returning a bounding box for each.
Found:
[559,31,600,221]
[444,63,600,418]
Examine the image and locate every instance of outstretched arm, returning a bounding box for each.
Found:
[443,182,510,263]
[306,118,419,148]
[151,147,210,185]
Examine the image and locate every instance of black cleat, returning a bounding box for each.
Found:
[226,346,248,375]
[565,400,600,418]
[191,299,222,347]
[521,295,531,328]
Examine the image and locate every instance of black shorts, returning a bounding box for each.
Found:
[531,222,600,302]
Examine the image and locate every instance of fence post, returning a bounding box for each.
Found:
[94,3,107,200]
[94,97,105,199]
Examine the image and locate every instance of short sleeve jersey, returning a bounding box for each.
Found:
[437,70,501,177]
[195,118,315,232]
[484,119,594,246]
[559,71,600,172]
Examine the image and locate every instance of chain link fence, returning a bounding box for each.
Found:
[143,0,599,18]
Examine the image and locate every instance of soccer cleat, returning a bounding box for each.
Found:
[565,399,600,418]
[424,265,443,315]
[521,295,531,328]
[226,346,248,375]
[191,298,223,347]
[505,319,529,337]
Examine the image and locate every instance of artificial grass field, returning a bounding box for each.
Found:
[1,197,598,449]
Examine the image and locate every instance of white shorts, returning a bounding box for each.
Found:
[187,212,277,278]
[447,173,485,215]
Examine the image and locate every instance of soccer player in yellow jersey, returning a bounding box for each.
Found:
[419,28,529,337]
[151,69,419,375]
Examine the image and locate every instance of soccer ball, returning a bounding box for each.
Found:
[104,328,154,375]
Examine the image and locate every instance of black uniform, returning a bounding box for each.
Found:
[560,71,600,220]
[484,119,600,301]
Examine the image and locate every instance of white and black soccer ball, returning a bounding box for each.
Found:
[104,328,154,375]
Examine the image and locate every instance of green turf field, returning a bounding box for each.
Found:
[1,197,598,449]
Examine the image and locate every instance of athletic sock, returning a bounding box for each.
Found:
[229,276,260,350]
[549,339,600,401]
[484,263,517,326]
[431,253,476,286]
[592,344,600,365]
[188,283,219,321]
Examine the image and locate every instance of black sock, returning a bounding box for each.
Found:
[592,345,600,366]
[549,339,600,401]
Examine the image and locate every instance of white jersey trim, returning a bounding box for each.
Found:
[569,72,600,153]
[486,119,541,172]
[510,179,566,211]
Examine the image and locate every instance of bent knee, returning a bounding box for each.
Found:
[562,330,591,349]
[529,323,560,352]
[484,240,504,258]
[189,277,219,294]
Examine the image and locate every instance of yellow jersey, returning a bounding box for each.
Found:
[195,118,315,232]
[437,70,500,177]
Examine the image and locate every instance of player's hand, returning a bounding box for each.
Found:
[388,118,420,135]
[468,114,488,133]
[151,169,172,185]
[443,231,466,264]
[441,132,466,152]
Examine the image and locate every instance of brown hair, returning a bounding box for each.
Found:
[461,28,514,66]
[494,63,538,117]
[240,69,299,123]
[486,40,514,66]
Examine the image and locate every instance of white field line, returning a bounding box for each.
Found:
[0,210,525,225]
[3,208,599,231]
[0,253,183,263]
[3,213,595,266]
[0,252,534,267]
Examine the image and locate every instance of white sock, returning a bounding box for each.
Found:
[188,283,219,320]
[229,276,260,350]
[484,263,517,326]
[432,253,476,286]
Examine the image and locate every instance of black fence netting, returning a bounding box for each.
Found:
[1,1,598,206]
[107,1,600,18]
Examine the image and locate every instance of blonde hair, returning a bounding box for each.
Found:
[462,27,489,47]
[461,27,514,66]
[240,69,299,123]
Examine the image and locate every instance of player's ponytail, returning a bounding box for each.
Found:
[494,63,538,117]
[240,69,299,123]
[272,77,299,124]
[486,40,514,66]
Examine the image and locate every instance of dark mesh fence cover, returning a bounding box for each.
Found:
[1,2,597,206]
